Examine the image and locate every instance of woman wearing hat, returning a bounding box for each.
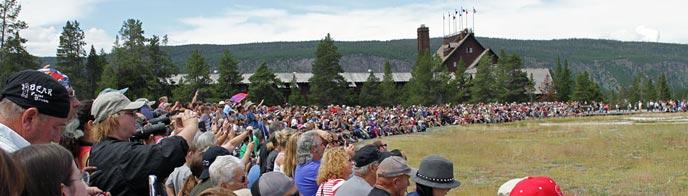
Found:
[408,155,460,196]
[87,92,201,196]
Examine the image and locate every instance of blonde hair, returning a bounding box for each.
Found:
[283,132,301,178]
[92,114,120,142]
[316,147,350,185]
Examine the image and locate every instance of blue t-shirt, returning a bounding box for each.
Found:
[295,160,321,196]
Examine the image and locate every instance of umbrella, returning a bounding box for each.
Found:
[230,92,248,103]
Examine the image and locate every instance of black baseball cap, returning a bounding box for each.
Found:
[199,146,230,180]
[1,70,70,118]
[353,144,383,167]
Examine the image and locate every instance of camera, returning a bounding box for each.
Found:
[131,123,169,140]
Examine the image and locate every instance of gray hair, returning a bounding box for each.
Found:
[195,131,216,152]
[296,130,319,165]
[0,98,24,121]
[209,155,244,185]
[353,161,378,176]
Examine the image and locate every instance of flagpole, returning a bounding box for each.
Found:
[442,13,445,37]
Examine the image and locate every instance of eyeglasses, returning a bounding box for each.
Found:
[120,110,136,117]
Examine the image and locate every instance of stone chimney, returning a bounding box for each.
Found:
[417,24,430,55]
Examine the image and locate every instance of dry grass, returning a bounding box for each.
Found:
[379,113,688,195]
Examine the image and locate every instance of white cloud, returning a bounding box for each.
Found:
[84,28,114,53]
[168,0,688,45]
[19,0,112,56]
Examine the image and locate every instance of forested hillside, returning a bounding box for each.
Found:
[38,37,688,90]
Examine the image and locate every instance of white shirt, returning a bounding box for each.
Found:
[0,122,30,152]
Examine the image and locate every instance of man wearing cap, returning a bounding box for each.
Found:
[336,144,382,196]
[88,92,200,196]
[0,70,71,152]
[189,146,231,196]
[368,156,415,196]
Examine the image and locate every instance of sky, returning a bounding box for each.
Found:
[18,0,687,56]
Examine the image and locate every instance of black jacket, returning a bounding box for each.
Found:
[89,136,188,196]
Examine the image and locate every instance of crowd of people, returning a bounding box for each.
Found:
[1,67,685,196]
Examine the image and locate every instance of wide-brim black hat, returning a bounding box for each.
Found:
[411,155,461,189]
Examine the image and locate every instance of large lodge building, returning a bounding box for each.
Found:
[171,25,551,96]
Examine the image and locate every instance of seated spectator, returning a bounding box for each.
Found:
[88,92,199,195]
[0,70,70,152]
[1,149,25,196]
[250,172,299,196]
[11,144,96,196]
[368,156,415,196]
[316,146,353,196]
[294,130,328,196]
[497,176,563,196]
[337,145,383,196]
[208,155,250,196]
[408,155,461,196]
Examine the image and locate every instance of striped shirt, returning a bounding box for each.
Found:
[316,179,346,196]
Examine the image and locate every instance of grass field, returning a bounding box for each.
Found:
[379,113,688,195]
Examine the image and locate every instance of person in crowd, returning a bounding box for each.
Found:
[294,130,328,196]
[368,156,415,196]
[315,146,353,196]
[270,130,291,173]
[208,155,250,196]
[373,140,388,152]
[283,132,301,178]
[179,152,204,196]
[1,149,25,196]
[12,143,107,196]
[497,176,563,196]
[0,70,71,152]
[408,155,461,196]
[189,146,231,196]
[87,92,199,196]
[337,144,383,196]
[166,140,199,196]
[250,172,299,196]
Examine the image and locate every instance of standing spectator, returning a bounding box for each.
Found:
[294,130,327,196]
[372,140,388,152]
[88,92,199,196]
[208,155,250,196]
[0,70,70,152]
[166,142,199,196]
[500,176,563,196]
[283,132,301,178]
[408,155,461,196]
[11,144,97,196]
[368,156,415,196]
[1,149,25,196]
[189,146,231,196]
[337,145,382,196]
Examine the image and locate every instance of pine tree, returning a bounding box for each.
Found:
[656,73,671,101]
[453,58,470,103]
[501,53,530,102]
[288,74,306,105]
[248,62,284,105]
[0,0,32,88]
[97,63,117,92]
[628,74,642,103]
[470,54,496,103]
[84,46,103,99]
[552,57,573,101]
[109,19,155,98]
[572,71,589,102]
[643,78,656,101]
[56,20,87,96]
[147,35,177,98]
[380,61,396,106]
[359,70,381,106]
[216,50,243,99]
[308,34,348,105]
[404,53,435,105]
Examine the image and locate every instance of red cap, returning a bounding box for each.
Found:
[509,176,563,196]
